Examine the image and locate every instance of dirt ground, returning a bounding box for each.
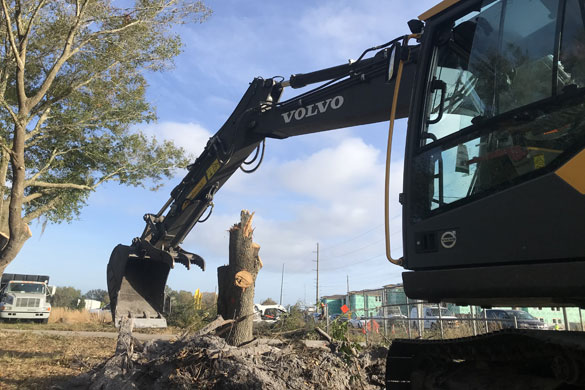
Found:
[0,330,116,389]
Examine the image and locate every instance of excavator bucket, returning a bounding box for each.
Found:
[107,244,170,328]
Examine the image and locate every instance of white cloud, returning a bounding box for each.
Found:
[175,0,439,89]
[141,121,212,156]
[279,137,382,200]
[180,130,406,274]
[297,0,438,66]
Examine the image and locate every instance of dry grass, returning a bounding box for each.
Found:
[49,307,112,325]
[0,308,183,335]
[0,330,115,389]
[0,308,115,332]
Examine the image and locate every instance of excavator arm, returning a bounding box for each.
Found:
[107,39,418,327]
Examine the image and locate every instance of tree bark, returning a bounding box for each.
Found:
[0,233,28,275]
[217,210,262,346]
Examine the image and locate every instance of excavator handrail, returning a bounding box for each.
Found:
[385,34,419,267]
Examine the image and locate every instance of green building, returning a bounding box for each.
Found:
[322,284,584,330]
[321,295,345,316]
[347,289,383,317]
[383,284,408,316]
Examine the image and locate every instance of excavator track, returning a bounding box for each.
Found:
[386,330,585,389]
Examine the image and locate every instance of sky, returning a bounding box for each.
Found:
[7,0,439,306]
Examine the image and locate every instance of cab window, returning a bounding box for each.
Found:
[413,0,585,217]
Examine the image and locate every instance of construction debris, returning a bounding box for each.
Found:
[67,316,387,390]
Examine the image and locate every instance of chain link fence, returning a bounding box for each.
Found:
[325,287,585,342]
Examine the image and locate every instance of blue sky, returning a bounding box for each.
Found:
[8,0,438,306]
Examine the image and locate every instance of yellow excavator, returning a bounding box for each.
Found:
[107,0,585,387]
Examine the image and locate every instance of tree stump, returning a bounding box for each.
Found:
[217,210,263,346]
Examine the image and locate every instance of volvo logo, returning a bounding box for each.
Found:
[281,96,344,124]
[440,231,457,249]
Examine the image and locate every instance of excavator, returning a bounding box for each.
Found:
[107,0,585,388]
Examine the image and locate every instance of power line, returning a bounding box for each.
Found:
[319,223,384,252]
[319,229,402,262]
[319,238,385,261]
[319,253,384,271]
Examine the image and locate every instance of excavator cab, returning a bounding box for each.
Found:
[400,0,585,307]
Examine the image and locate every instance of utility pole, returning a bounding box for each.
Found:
[346,274,350,309]
[314,243,320,307]
[279,263,285,305]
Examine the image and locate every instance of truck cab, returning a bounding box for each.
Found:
[0,274,55,323]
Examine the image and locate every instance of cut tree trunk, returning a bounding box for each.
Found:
[217,210,263,346]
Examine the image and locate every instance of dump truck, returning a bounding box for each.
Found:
[0,273,55,323]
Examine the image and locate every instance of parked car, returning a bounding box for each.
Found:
[329,313,349,323]
[88,303,111,321]
[349,315,365,328]
[348,313,378,329]
[480,309,547,330]
[385,307,407,322]
[410,306,458,330]
[312,312,323,321]
[253,304,287,323]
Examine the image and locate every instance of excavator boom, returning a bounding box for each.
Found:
[107,41,417,327]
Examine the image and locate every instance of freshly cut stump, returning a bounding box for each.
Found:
[217,210,263,346]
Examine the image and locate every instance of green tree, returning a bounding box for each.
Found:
[52,286,82,309]
[261,298,277,305]
[165,286,217,328]
[83,288,109,305]
[0,0,211,274]
[201,291,216,307]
